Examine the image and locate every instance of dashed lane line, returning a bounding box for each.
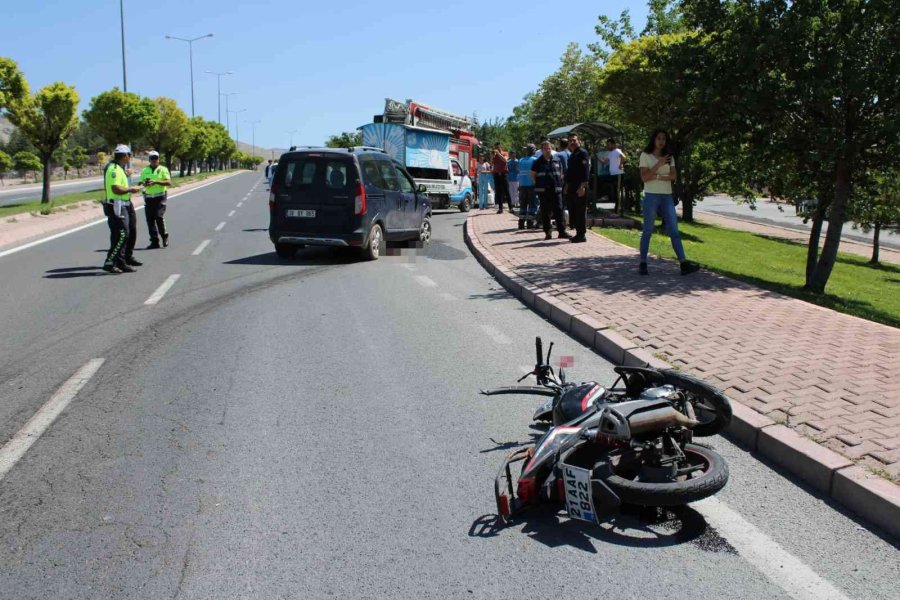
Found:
[414,275,437,288]
[192,240,211,256]
[228,210,236,217]
[0,358,105,482]
[144,274,181,306]
[214,221,226,232]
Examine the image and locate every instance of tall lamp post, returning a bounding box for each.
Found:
[222,92,238,137]
[229,109,247,147]
[119,0,128,91]
[205,70,232,125]
[164,33,214,117]
[246,120,261,159]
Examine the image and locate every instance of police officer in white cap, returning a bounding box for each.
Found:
[140,150,171,248]
[102,144,143,273]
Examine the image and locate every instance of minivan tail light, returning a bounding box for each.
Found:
[354,183,367,215]
[269,183,280,210]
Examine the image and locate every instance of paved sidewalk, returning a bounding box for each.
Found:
[467,210,900,483]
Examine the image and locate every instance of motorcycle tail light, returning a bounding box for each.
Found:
[498,495,511,516]
[517,478,536,502]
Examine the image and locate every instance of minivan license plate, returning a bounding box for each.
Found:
[564,465,598,523]
[286,209,315,218]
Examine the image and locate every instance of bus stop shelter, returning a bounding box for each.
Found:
[547,122,625,208]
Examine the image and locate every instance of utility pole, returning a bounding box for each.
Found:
[222,92,238,137]
[165,33,214,117]
[205,70,232,125]
[230,109,247,147]
[119,0,127,91]
[247,120,261,159]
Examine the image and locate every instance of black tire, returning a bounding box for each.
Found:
[661,370,732,437]
[603,444,728,507]
[418,217,432,245]
[362,223,385,261]
[459,194,471,212]
[274,243,298,259]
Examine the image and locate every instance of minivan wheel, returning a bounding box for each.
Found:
[459,194,471,212]
[275,243,299,259]
[418,218,432,245]
[363,223,385,260]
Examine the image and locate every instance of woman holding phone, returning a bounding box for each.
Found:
[638,129,699,276]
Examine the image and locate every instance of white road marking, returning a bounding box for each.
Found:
[227,210,236,217]
[236,202,243,207]
[0,358,105,482]
[214,221,226,232]
[694,498,850,600]
[192,239,211,256]
[414,275,437,288]
[144,274,181,305]
[480,324,512,345]
[0,172,243,260]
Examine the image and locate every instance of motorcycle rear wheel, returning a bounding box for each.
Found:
[602,444,728,507]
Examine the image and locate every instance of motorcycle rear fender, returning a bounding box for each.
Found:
[494,447,532,522]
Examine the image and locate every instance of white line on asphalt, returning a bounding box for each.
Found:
[227,210,236,217]
[694,498,851,600]
[0,358,105,482]
[236,202,243,208]
[214,221,226,232]
[414,275,437,288]
[144,274,181,305]
[480,324,512,345]
[0,172,243,260]
[192,240,211,256]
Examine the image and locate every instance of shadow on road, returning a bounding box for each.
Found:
[43,266,108,279]
[242,228,267,232]
[224,249,361,267]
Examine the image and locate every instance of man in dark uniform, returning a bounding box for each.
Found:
[532,141,570,241]
[565,134,591,242]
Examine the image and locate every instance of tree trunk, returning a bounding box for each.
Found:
[41,157,52,204]
[805,209,824,285]
[808,163,851,293]
[870,222,880,264]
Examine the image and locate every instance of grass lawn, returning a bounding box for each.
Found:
[595,220,900,328]
[0,169,242,219]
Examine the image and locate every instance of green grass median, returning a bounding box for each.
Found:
[0,169,244,220]
[595,220,900,328]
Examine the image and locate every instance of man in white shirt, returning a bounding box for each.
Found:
[605,138,626,214]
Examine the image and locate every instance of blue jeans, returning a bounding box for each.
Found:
[478,173,493,208]
[640,193,686,261]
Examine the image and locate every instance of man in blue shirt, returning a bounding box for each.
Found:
[533,141,570,240]
[507,150,520,210]
[556,138,571,175]
[517,144,539,229]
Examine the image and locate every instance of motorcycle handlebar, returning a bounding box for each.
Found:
[535,337,543,367]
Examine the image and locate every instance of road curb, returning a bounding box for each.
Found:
[463,212,900,540]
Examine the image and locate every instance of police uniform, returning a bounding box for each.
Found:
[141,159,170,247]
[565,146,591,240]
[532,153,569,239]
[103,158,133,270]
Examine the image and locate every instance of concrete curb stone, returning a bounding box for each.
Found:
[463,211,900,540]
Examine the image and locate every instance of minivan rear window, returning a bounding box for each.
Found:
[277,156,356,201]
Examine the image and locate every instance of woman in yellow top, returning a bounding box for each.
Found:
[638,129,699,276]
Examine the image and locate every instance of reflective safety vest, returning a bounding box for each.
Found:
[105,162,131,202]
[140,165,170,197]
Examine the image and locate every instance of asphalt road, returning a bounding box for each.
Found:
[0,172,896,599]
[0,172,185,207]
[696,195,900,250]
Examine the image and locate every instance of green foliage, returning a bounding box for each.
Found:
[13,150,41,180]
[0,57,29,112]
[83,88,160,148]
[0,149,12,183]
[145,97,189,165]
[68,146,88,175]
[325,131,362,148]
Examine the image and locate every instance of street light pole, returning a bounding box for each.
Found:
[247,120,261,158]
[205,70,232,125]
[165,33,214,117]
[119,0,127,91]
[222,92,238,138]
[230,109,247,147]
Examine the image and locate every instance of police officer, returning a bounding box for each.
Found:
[532,141,570,241]
[565,134,591,243]
[102,145,143,273]
[141,150,171,248]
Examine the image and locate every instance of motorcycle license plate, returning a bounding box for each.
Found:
[286,209,315,218]
[564,465,598,524]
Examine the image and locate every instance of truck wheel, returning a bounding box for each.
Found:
[459,194,471,212]
[362,223,385,260]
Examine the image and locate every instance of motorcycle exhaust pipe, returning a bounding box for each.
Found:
[599,405,699,440]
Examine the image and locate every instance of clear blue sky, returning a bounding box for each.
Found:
[1,0,648,152]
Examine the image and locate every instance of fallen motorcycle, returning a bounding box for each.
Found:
[481,337,732,524]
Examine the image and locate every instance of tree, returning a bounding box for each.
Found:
[68,146,88,177]
[83,88,160,149]
[13,150,41,182]
[850,168,900,264]
[145,97,189,169]
[8,82,80,203]
[0,57,29,112]
[683,0,900,293]
[325,131,362,148]
[0,149,11,185]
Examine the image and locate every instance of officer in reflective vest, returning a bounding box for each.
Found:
[141,150,172,248]
[102,144,143,273]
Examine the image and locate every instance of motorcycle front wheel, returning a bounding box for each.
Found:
[602,444,728,507]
